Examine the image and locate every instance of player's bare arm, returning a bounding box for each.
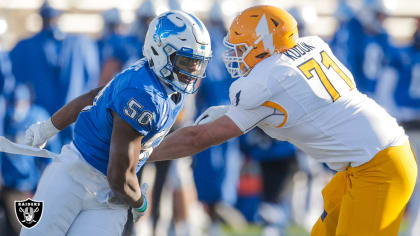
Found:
[107,111,144,208]
[51,86,104,130]
[149,115,242,162]
[24,86,104,148]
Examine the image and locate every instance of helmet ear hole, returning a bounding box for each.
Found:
[169,53,176,64]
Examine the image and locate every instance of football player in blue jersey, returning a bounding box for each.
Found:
[9,1,64,116]
[123,0,157,68]
[192,4,245,233]
[1,84,60,235]
[329,0,398,97]
[393,18,420,236]
[97,8,128,86]
[20,10,211,236]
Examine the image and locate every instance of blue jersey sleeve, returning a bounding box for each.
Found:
[108,88,157,136]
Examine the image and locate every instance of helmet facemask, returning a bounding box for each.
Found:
[161,45,210,94]
[223,36,253,78]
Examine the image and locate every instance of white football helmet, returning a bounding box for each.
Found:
[143,11,212,94]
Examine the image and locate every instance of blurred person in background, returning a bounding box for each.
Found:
[239,128,297,236]
[0,84,60,236]
[59,34,101,144]
[390,18,420,236]
[0,36,15,235]
[134,108,197,236]
[60,35,100,106]
[9,1,65,117]
[329,0,399,98]
[329,0,356,66]
[97,8,128,86]
[142,104,199,236]
[191,2,245,235]
[124,0,157,67]
[8,1,98,145]
[0,41,15,136]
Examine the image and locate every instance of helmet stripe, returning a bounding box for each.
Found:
[255,14,275,54]
[186,12,205,33]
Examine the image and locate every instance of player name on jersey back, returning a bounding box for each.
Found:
[283,42,316,61]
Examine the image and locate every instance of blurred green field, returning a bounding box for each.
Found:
[221,224,309,236]
[220,217,410,236]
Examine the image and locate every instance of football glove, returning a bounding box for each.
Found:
[24,118,60,148]
[194,105,229,125]
[132,183,149,222]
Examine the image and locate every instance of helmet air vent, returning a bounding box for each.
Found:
[256,52,269,58]
[271,18,279,27]
[151,46,159,55]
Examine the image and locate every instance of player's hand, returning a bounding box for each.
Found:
[24,118,60,148]
[194,105,229,125]
[132,183,149,223]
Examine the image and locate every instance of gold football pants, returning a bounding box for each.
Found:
[311,141,417,236]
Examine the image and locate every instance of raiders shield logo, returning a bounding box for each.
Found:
[14,198,43,229]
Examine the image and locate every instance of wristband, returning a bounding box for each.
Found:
[134,195,148,212]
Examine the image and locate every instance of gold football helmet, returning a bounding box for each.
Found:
[223,5,299,78]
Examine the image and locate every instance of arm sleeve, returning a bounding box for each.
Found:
[108,88,157,136]
[225,105,280,133]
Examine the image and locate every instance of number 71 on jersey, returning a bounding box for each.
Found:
[298,51,355,102]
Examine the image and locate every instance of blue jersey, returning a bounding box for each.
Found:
[9,29,66,115]
[73,59,184,175]
[192,27,241,204]
[97,33,129,67]
[330,18,397,96]
[2,104,59,192]
[122,35,144,68]
[393,46,420,110]
[240,128,295,162]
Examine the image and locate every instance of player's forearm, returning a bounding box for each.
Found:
[108,142,143,208]
[109,171,143,208]
[51,87,103,130]
[149,126,211,162]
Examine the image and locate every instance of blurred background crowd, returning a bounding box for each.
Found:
[0,0,419,235]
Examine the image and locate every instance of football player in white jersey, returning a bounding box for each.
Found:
[149,5,417,236]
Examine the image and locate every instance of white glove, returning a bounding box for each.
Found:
[24,118,60,149]
[132,183,149,222]
[194,105,229,125]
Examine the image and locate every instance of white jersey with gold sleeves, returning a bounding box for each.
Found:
[226,36,407,171]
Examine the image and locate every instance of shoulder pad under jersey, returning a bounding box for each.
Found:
[228,68,272,109]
